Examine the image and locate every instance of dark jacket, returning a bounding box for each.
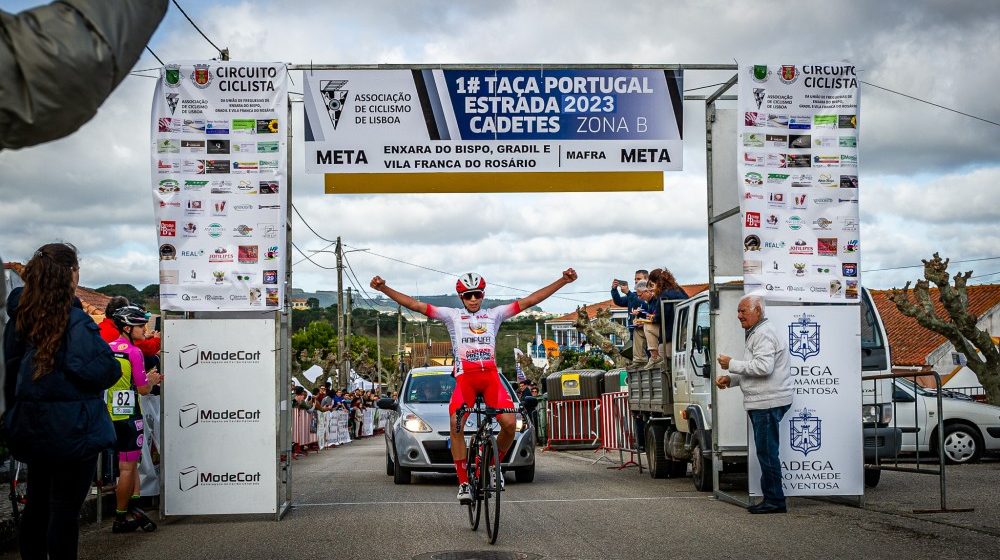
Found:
[3,288,120,462]
[0,0,168,150]
[611,288,642,331]
[654,288,690,340]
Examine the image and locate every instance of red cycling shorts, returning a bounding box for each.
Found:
[449,369,515,417]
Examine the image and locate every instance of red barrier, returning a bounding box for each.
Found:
[545,398,601,450]
[597,391,642,471]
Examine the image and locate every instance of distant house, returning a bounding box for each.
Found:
[3,261,111,324]
[869,284,1000,395]
[291,298,309,310]
[545,283,709,350]
[405,340,454,369]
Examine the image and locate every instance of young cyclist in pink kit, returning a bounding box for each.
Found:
[372,269,577,503]
[107,306,161,533]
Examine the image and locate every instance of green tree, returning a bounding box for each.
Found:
[307,297,320,309]
[96,283,143,305]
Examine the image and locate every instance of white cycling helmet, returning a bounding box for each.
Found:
[455,272,486,294]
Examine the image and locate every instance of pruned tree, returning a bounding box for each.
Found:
[888,253,1000,404]
[513,305,626,385]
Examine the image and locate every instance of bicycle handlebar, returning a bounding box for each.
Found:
[454,404,520,426]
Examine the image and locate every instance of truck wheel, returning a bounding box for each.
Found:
[646,424,668,479]
[691,430,713,492]
[864,467,881,488]
[515,462,535,483]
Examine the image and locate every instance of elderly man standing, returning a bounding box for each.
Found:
[715,295,793,514]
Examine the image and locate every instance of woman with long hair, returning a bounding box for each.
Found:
[3,243,120,559]
[642,268,689,369]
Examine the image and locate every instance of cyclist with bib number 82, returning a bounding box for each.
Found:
[107,306,161,533]
[371,268,577,504]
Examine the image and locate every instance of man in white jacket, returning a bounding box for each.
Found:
[716,295,793,514]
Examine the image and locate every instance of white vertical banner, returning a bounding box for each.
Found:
[749,305,863,497]
[738,63,861,302]
[163,319,277,515]
[151,61,288,311]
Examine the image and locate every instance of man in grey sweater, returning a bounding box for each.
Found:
[716,295,793,514]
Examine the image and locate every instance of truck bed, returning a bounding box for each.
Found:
[626,363,673,415]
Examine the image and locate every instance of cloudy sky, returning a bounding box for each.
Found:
[1,0,998,314]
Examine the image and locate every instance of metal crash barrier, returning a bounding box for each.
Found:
[595,391,643,472]
[864,370,973,514]
[545,398,601,450]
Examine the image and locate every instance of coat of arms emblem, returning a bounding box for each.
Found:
[192,64,212,88]
[164,64,181,87]
[789,407,822,456]
[788,313,820,360]
[751,65,769,83]
[779,65,799,84]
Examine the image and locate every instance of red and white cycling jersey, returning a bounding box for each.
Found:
[426,302,521,376]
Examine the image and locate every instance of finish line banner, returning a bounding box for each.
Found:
[737,63,861,303]
[302,68,683,192]
[150,61,288,311]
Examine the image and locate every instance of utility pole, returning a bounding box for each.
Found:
[396,305,403,394]
[336,237,345,389]
[376,314,382,394]
[345,287,353,385]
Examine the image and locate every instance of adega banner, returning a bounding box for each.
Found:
[303,68,684,176]
[737,63,861,303]
[151,61,288,311]
[748,305,863,497]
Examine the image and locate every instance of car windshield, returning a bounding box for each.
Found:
[404,373,456,404]
[895,377,936,397]
[401,372,520,405]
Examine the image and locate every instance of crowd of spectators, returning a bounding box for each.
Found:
[291,381,384,456]
[611,267,688,370]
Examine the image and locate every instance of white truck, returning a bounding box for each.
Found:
[629,285,899,490]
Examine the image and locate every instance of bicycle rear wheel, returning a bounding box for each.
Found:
[466,440,481,530]
[9,461,27,525]
[482,436,501,544]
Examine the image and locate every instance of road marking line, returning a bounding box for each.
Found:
[296,496,707,507]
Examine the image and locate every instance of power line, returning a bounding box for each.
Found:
[861,80,1000,128]
[970,270,1000,280]
[293,240,335,266]
[863,256,1000,273]
[291,242,337,270]
[170,0,226,58]
[343,243,590,305]
[144,46,164,66]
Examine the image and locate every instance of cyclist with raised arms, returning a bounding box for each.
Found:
[371,269,577,503]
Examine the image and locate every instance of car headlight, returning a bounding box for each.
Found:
[861,404,878,424]
[516,414,525,432]
[879,404,892,424]
[402,412,432,433]
[861,404,892,424]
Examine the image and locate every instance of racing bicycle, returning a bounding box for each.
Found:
[7,459,27,525]
[455,396,519,545]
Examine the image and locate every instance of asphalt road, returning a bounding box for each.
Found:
[6,438,999,559]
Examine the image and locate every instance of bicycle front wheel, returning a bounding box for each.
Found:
[482,436,501,544]
[466,440,481,531]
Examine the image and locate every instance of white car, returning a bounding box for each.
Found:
[892,378,1000,463]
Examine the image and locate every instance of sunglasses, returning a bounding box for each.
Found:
[461,291,484,301]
